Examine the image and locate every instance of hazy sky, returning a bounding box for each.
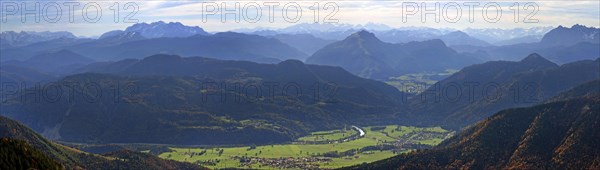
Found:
[1,0,599,37]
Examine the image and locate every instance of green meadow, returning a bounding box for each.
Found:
[159,125,453,169]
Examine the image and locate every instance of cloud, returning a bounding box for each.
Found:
[1,0,598,36]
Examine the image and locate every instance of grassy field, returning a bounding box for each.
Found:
[386,69,459,94]
[319,151,397,169]
[159,125,453,169]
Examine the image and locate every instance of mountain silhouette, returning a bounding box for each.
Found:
[541,24,599,47]
[100,21,209,39]
[307,30,481,79]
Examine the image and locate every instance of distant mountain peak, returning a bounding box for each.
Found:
[347,30,381,43]
[0,31,77,46]
[97,30,146,45]
[355,30,376,38]
[447,30,469,36]
[356,29,373,35]
[521,53,543,60]
[115,21,209,38]
[213,31,250,37]
[420,39,447,47]
[278,59,305,67]
[541,24,599,46]
[520,53,558,68]
[571,24,586,29]
[437,31,492,46]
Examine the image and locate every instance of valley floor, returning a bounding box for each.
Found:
[158,125,453,169]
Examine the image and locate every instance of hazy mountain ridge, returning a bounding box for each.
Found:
[472,25,600,64]
[1,22,306,63]
[3,23,595,65]
[239,22,395,40]
[0,65,55,85]
[241,24,596,64]
[405,54,600,129]
[306,30,481,79]
[375,30,492,47]
[0,31,77,47]
[66,31,308,62]
[463,26,553,44]
[3,50,95,75]
[436,31,492,46]
[541,24,600,47]
[242,23,551,46]
[269,34,335,55]
[100,21,210,39]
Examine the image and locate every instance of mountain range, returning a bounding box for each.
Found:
[100,21,210,39]
[70,32,308,62]
[237,22,395,40]
[375,30,492,47]
[1,54,406,145]
[541,24,599,47]
[2,21,599,169]
[1,31,308,63]
[0,31,77,47]
[239,23,552,46]
[2,22,596,66]
[306,30,481,79]
[454,25,600,64]
[463,27,553,44]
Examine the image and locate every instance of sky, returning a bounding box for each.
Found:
[1,0,599,37]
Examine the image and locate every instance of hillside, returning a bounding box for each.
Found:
[405,54,599,129]
[0,65,55,84]
[2,54,407,145]
[0,116,206,169]
[345,94,600,169]
[3,49,95,75]
[548,80,600,102]
[0,65,57,102]
[0,138,63,170]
